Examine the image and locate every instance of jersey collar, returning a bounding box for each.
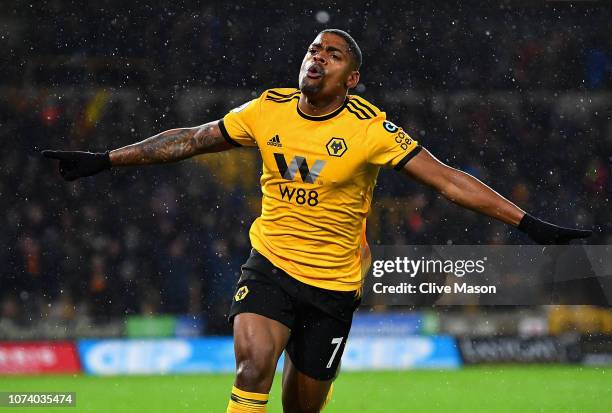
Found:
[296,97,348,121]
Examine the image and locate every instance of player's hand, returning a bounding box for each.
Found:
[41,150,111,181]
[518,213,592,244]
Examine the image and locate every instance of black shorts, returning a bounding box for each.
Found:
[229,249,360,381]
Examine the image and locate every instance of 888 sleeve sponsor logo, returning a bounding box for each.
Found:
[383,121,413,151]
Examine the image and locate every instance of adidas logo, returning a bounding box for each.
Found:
[267,135,282,147]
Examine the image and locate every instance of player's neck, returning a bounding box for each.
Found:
[298,93,346,117]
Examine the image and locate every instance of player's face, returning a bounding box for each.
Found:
[299,33,359,97]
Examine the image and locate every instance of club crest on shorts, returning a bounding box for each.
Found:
[234,286,249,301]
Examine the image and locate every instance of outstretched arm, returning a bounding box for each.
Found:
[109,120,232,166]
[402,148,524,226]
[42,120,233,180]
[401,148,591,244]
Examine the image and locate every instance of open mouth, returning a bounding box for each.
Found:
[306,64,324,79]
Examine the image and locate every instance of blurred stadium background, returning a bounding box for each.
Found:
[1,1,611,412]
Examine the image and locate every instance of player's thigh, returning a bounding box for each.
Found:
[281,352,333,413]
[233,312,291,391]
[233,312,291,361]
[230,271,294,391]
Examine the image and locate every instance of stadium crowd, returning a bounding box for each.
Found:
[1,2,610,332]
[4,2,611,91]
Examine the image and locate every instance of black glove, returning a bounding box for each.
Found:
[42,150,111,181]
[518,213,592,245]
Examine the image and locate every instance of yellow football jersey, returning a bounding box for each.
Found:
[220,88,421,291]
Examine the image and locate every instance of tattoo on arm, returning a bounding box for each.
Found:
[109,120,232,166]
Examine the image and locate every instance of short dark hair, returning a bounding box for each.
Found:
[319,29,362,70]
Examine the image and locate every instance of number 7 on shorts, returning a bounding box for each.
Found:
[326,337,344,368]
